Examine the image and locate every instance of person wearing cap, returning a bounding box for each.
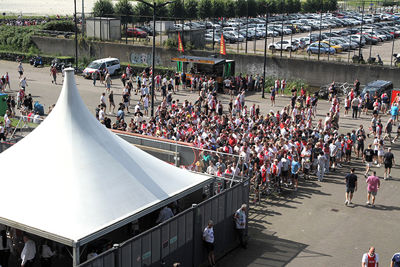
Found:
[203,220,216,267]
[383,147,395,180]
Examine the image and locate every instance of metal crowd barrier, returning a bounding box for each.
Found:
[78,178,250,267]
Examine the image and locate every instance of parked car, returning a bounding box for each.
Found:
[127,27,148,38]
[269,40,298,51]
[307,42,336,55]
[321,40,343,53]
[140,25,155,36]
[361,80,393,109]
[83,58,120,79]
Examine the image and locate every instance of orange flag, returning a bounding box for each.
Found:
[220,33,226,55]
[178,32,184,53]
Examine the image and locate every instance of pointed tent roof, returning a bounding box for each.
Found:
[0,69,211,246]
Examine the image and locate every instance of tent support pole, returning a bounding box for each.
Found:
[73,245,80,267]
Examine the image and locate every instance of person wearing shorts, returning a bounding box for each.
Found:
[366,171,380,207]
[345,168,357,205]
[270,87,276,107]
[17,62,24,78]
[383,147,395,180]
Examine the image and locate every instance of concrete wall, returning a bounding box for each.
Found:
[32,36,400,87]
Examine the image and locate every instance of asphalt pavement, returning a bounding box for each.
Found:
[1,60,399,267]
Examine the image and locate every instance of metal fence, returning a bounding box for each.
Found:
[74,11,400,68]
[78,178,250,267]
[114,131,245,182]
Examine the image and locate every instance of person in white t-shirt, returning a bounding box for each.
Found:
[362,247,379,267]
[98,107,105,122]
[143,94,149,116]
[206,161,217,175]
[0,121,5,141]
[203,220,216,267]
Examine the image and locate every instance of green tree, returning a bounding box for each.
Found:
[224,0,237,18]
[213,0,225,18]
[155,0,169,18]
[198,0,213,19]
[293,0,301,12]
[256,0,267,16]
[168,0,185,19]
[266,0,277,14]
[247,0,258,17]
[236,0,247,17]
[285,0,294,13]
[185,0,199,19]
[324,0,338,11]
[93,0,115,17]
[134,2,152,22]
[115,0,134,23]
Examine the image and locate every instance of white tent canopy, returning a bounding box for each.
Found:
[0,68,211,248]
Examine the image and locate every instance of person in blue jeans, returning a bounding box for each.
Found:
[291,156,301,191]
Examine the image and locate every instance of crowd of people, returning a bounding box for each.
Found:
[90,68,400,206]
[2,60,400,266]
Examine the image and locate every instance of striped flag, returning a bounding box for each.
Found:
[220,34,226,55]
[178,32,184,53]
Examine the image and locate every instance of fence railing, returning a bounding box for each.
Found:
[113,131,246,182]
[78,178,250,267]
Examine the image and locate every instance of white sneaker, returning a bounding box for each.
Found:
[366,201,370,205]
[345,200,348,206]
[377,164,381,167]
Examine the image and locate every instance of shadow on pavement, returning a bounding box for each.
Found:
[218,229,309,267]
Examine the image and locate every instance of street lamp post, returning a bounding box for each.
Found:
[135,0,173,117]
[81,0,85,34]
[317,10,322,61]
[280,3,284,58]
[245,0,249,54]
[262,12,268,99]
[74,0,78,69]
[359,0,365,60]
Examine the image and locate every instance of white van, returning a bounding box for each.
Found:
[83,57,120,78]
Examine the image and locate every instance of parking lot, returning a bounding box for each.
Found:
[140,10,400,66]
[222,25,400,66]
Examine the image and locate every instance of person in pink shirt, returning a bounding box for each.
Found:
[366,171,380,207]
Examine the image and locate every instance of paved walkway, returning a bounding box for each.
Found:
[1,60,399,266]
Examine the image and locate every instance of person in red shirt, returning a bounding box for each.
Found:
[50,65,57,85]
[345,134,353,163]
[362,246,379,267]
